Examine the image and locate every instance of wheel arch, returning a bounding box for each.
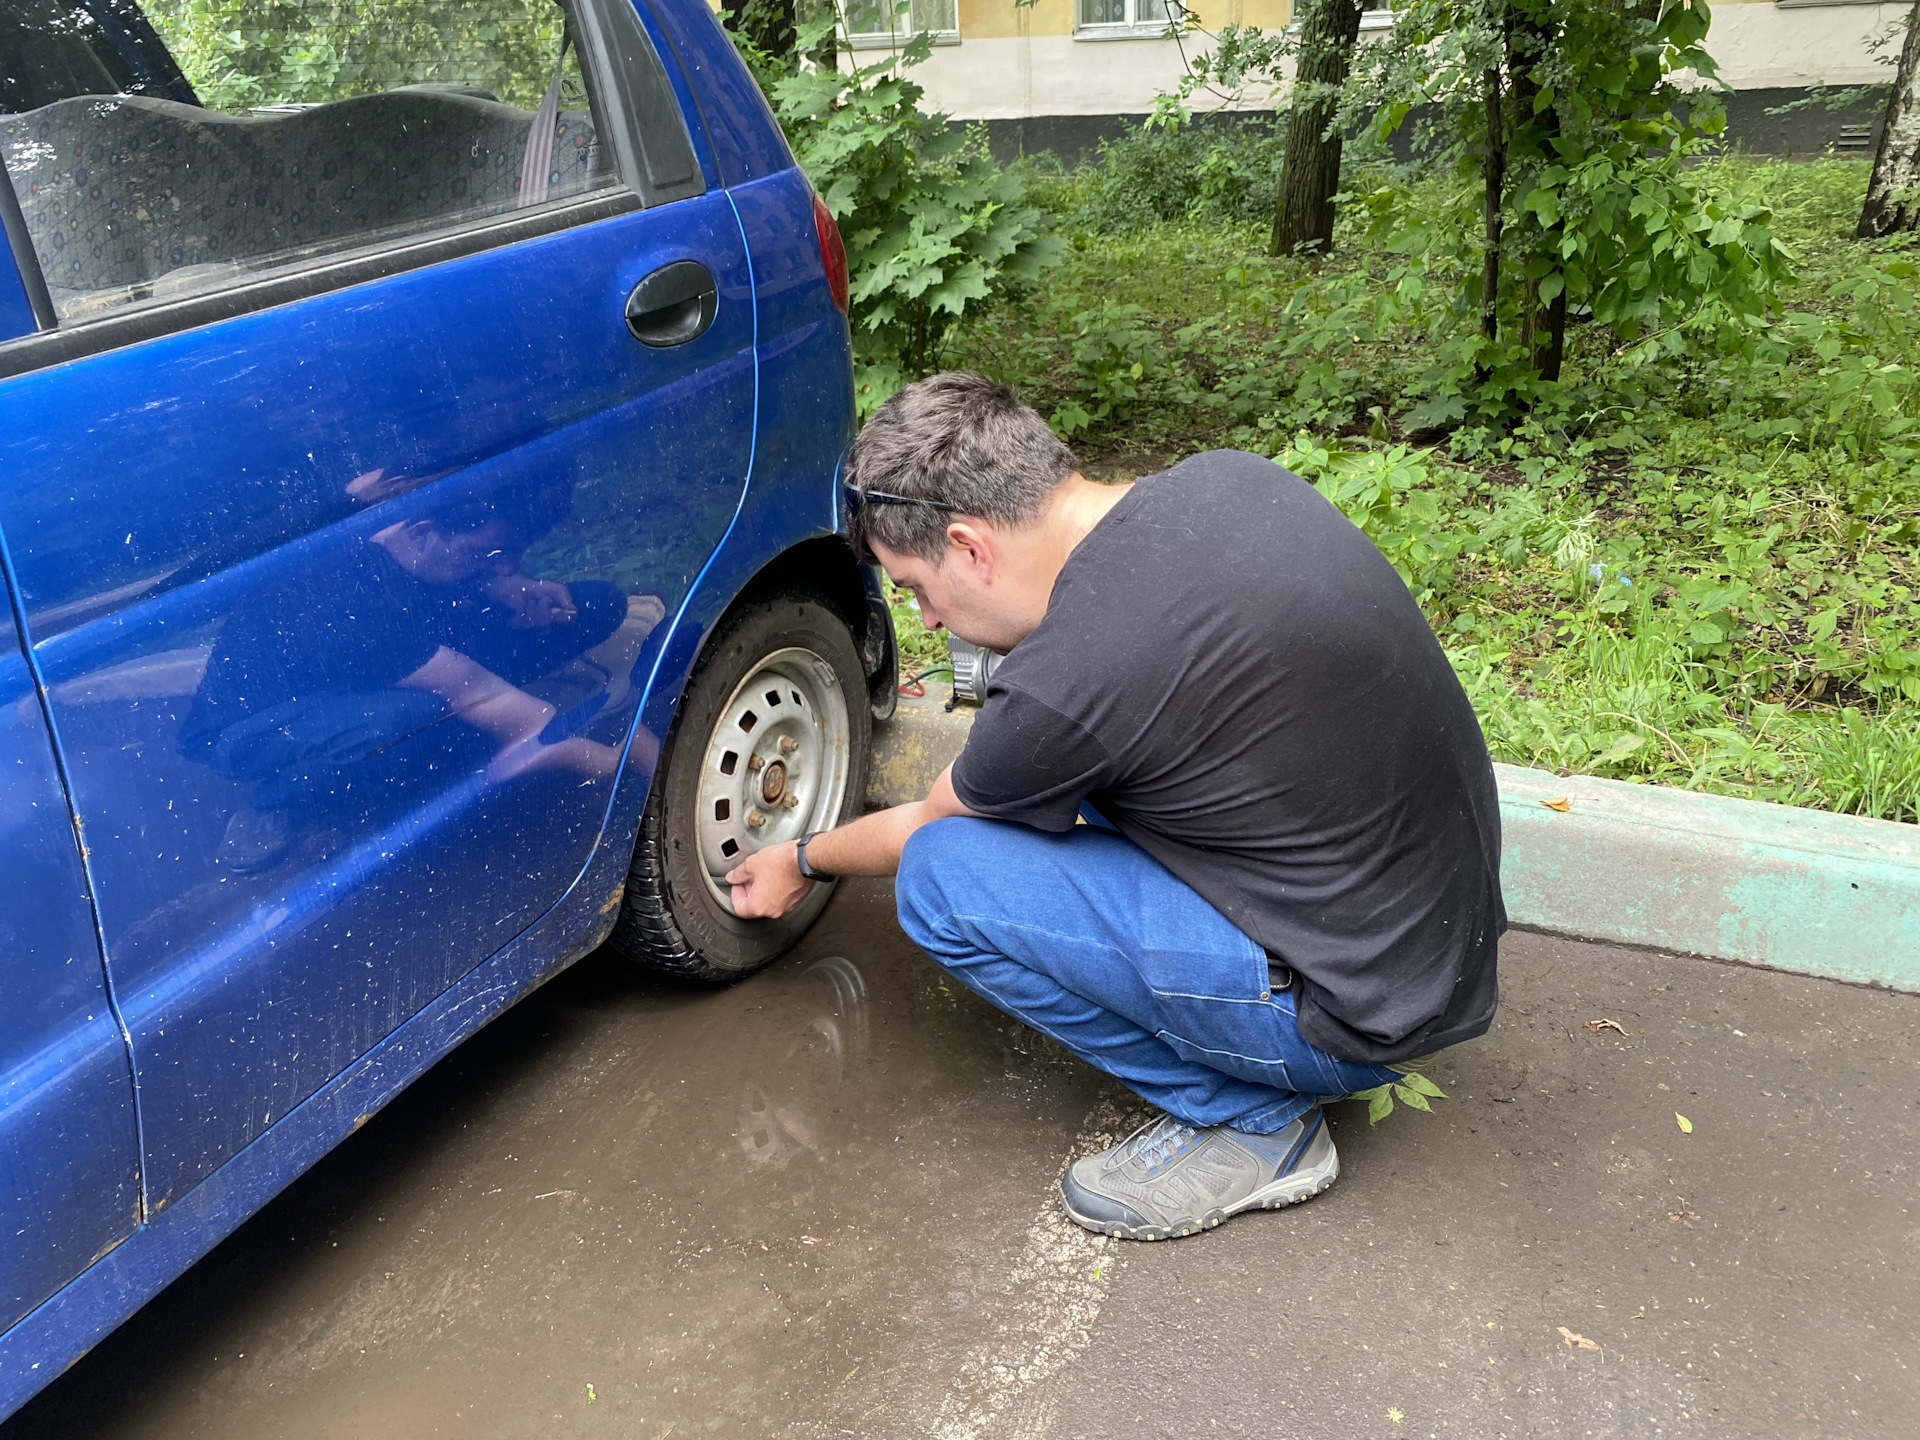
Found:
[726,535,897,721]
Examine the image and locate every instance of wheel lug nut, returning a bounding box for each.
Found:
[747,754,764,772]
[746,809,766,829]
[778,736,798,755]
[782,793,800,809]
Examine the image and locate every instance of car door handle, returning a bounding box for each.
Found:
[625,260,717,347]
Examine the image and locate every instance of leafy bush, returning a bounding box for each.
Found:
[1071,122,1288,233]
[1048,301,1167,436]
[762,25,1061,412]
[1308,0,1790,423]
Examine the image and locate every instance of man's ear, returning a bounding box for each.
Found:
[944,520,997,581]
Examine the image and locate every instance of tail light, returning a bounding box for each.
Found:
[811,191,849,315]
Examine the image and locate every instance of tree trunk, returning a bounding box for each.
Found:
[1860,0,1920,238]
[1270,0,1366,257]
[1535,283,1566,381]
[1503,2,1566,381]
[1481,66,1505,345]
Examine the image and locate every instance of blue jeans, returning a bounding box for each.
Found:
[895,816,1401,1135]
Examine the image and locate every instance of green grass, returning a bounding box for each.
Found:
[900,151,1920,824]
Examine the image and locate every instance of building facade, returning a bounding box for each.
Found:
[831,0,1904,155]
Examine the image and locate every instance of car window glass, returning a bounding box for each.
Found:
[1,0,619,324]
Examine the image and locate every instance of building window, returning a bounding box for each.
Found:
[845,0,959,50]
[1075,0,1181,39]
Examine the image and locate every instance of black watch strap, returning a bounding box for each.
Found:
[794,831,836,882]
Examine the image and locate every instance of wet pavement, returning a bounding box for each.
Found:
[6,885,1917,1440]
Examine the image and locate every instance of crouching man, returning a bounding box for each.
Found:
[726,372,1504,1241]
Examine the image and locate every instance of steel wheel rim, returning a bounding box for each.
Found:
[695,646,851,911]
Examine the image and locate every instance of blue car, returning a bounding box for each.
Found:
[0,0,887,1414]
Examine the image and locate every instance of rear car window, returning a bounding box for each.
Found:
[2,0,621,323]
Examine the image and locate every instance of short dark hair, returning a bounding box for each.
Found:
[432,478,571,546]
[846,372,1076,563]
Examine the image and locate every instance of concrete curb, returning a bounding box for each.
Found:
[1494,764,1920,991]
[867,693,1920,993]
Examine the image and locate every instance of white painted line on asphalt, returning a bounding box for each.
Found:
[927,1086,1147,1440]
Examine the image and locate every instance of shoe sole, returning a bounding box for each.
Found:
[1059,1142,1340,1242]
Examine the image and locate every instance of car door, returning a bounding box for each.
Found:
[0,0,751,1210]
[0,573,142,1334]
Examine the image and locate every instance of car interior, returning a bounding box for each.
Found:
[1,0,614,319]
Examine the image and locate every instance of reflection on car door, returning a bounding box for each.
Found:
[0,0,751,1210]
[0,579,141,1333]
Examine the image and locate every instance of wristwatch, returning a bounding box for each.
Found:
[794,831,836,882]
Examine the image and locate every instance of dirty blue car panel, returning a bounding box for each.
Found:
[0,599,144,1344]
[0,0,861,1415]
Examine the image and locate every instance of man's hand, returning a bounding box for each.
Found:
[722,765,980,923]
[488,573,579,629]
[726,840,814,919]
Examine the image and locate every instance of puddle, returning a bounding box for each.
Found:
[5,881,1108,1439]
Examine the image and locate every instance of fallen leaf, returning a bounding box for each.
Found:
[1586,1018,1626,1034]
[1542,796,1571,812]
[1675,1113,1693,1133]
[1558,1326,1603,1356]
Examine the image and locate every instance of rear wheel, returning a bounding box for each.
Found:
[611,592,871,982]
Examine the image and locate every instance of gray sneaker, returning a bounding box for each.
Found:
[1058,1107,1338,1241]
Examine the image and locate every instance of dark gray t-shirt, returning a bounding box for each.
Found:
[950,450,1503,1063]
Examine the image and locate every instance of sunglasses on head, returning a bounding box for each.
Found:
[843,481,959,563]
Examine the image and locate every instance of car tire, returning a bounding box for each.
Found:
[611,591,872,982]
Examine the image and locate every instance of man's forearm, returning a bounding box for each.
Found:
[724,763,975,918]
[804,763,976,878]
[801,799,934,878]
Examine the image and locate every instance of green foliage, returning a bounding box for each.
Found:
[763,21,1060,412]
[1767,254,1920,454]
[1278,438,1457,608]
[1147,21,1297,129]
[1131,0,1792,421]
[1070,122,1288,233]
[144,0,565,112]
[1048,301,1166,436]
[886,578,946,672]
[1352,1068,1448,1125]
[1340,0,1785,423]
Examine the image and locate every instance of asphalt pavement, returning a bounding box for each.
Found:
[5,883,1914,1440]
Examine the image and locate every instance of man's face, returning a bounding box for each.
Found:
[404,519,520,584]
[871,532,1031,655]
